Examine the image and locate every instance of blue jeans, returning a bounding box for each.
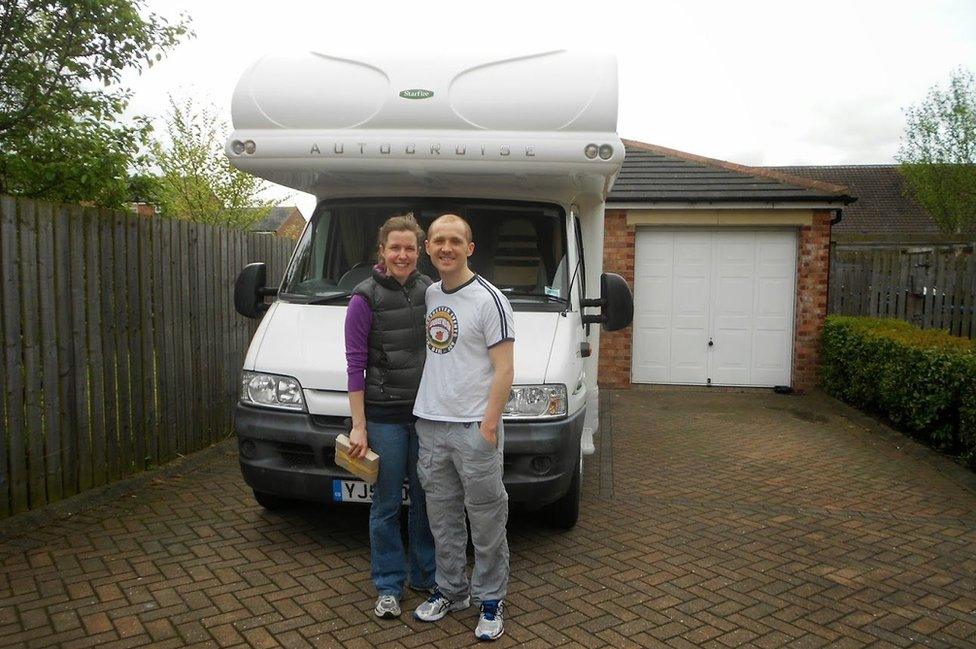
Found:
[367,420,436,597]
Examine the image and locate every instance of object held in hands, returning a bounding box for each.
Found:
[335,433,380,485]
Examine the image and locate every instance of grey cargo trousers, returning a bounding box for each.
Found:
[415,418,509,603]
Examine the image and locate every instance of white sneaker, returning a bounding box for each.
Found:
[413,590,471,622]
[374,594,401,619]
[475,600,504,641]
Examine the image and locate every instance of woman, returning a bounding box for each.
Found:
[344,213,436,619]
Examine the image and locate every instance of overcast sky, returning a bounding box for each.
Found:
[122,0,976,217]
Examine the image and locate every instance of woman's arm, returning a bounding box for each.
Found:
[344,294,372,458]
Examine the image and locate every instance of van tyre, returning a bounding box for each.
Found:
[253,490,289,510]
[548,453,582,529]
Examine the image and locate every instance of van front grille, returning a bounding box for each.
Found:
[311,415,348,429]
[276,442,316,467]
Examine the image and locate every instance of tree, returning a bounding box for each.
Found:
[0,0,191,206]
[150,96,277,229]
[897,67,976,235]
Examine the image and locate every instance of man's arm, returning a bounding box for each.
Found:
[480,340,514,446]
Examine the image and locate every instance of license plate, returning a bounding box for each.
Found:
[332,479,409,504]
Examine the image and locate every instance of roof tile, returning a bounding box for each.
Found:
[608,140,853,204]
[767,166,940,236]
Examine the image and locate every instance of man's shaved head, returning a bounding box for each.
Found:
[428,213,472,243]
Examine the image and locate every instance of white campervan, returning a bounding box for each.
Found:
[229,50,632,528]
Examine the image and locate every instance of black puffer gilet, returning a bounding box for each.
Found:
[353,268,431,407]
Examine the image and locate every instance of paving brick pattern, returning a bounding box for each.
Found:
[1,389,975,648]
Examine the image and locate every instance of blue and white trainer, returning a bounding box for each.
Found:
[475,600,504,641]
[414,590,471,622]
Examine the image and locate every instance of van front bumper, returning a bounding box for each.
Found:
[234,403,584,507]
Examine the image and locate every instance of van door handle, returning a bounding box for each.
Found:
[707,339,714,347]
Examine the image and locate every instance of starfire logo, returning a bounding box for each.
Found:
[399,89,434,99]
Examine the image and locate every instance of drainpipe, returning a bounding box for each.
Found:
[830,209,843,225]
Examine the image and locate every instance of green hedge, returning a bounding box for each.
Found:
[820,316,976,466]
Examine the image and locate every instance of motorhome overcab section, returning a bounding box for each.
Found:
[228,50,632,528]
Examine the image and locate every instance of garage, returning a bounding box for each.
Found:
[598,139,856,392]
[631,228,796,387]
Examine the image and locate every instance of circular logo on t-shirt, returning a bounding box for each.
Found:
[427,306,459,354]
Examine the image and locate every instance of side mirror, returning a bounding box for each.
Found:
[581,273,634,332]
[235,263,277,318]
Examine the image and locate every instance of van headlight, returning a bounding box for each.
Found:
[503,384,567,420]
[241,371,306,411]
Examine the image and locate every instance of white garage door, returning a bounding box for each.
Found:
[631,229,797,387]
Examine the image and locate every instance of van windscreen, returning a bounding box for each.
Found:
[280,199,569,309]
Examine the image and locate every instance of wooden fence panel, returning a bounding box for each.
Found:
[186,222,199,451]
[868,251,880,316]
[218,228,230,437]
[190,222,205,449]
[860,251,872,316]
[205,225,218,444]
[228,232,238,410]
[922,253,935,329]
[71,206,93,492]
[0,195,298,518]
[934,253,947,331]
[1,196,25,514]
[154,218,167,460]
[55,205,78,497]
[0,199,8,517]
[830,247,975,339]
[884,251,897,318]
[963,256,976,339]
[848,251,860,314]
[117,211,135,476]
[213,226,227,442]
[108,210,126,477]
[159,217,179,462]
[18,200,46,508]
[896,251,910,319]
[138,217,156,468]
[177,221,191,455]
[950,256,966,337]
[96,208,114,485]
[36,202,63,503]
[126,214,146,473]
[230,232,239,376]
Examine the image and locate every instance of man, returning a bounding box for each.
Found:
[412,213,515,642]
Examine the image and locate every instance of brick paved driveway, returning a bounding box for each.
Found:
[1,389,975,648]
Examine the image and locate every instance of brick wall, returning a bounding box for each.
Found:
[597,209,833,392]
[791,210,832,392]
[276,210,307,239]
[598,210,636,388]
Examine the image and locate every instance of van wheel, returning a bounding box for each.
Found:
[253,490,289,510]
[548,454,582,529]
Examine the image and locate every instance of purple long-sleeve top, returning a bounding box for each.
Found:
[344,294,372,393]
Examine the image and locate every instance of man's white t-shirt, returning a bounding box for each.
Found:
[413,274,515,423]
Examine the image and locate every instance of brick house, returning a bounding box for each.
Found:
[249,206,306,239]
[599,140,854,392]
[768,165,973,251]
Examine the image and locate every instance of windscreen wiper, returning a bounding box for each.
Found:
[306,291,353,305]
